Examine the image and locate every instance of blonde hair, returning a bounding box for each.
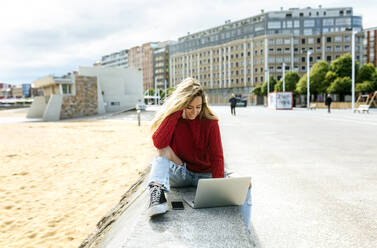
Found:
[151,77,218,132]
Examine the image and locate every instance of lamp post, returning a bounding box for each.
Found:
[352,30,357,111]
[266,69,270,106]
[307,50,312,109]
[282,62,286,92]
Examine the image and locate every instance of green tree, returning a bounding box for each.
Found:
[310,61,330,93]
[252,84,263,96]
[324,71,337,90]
[145,88,155,96]
[357,63,376,84]
[329,53,359,78]
[166,87,176,98]
[274,71,301,93]
[296,61,331,96]
[261,76,277,95]
[327,76,352,101]
[355,81,375,94]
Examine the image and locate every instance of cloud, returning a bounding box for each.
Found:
[0,0,376,83]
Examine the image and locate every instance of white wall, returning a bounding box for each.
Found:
[78,66,143,112]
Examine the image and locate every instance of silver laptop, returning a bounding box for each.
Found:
[182,177,251,208]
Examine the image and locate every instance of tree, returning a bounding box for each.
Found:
[357,63,376,84]
[274,71,301,93]
[261,76,277,96]
[329,53,359,78]
[166,87,176,98]
[252,84,263,96]
[327,76,352,101]
[324,71,337,90]
[355,81,375,94]
[310,61,330,94]
[296,61,330,96]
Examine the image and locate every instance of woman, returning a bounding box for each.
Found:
[148,77,251,231]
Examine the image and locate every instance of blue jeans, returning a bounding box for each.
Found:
[148,156,252,232]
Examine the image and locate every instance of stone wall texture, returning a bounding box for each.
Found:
[60,76,98,119]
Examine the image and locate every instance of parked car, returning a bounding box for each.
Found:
[235,95,247,107]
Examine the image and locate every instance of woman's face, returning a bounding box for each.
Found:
[185,96,202,120]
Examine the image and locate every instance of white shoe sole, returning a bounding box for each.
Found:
[148,202,168,217]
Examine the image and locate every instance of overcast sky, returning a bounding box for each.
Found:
[1,0,376,84]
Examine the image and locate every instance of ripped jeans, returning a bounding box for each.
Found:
[148,156,252,232]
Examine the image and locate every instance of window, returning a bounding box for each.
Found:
[317,37,321,43]
[284,39,291,44]
[302,57,305,62]
[326,56,332,62]
[302,38,306,44]
[323,19,334,26]
[327,37,332,42]
[304,20,315,27]
[308,38,314,44]
[335,36,342,42]
[62,84,72,94]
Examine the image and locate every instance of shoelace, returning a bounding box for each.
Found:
[150,186,162,203]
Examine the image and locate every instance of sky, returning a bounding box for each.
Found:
[1,0,376,85]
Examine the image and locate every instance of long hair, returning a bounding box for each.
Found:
[151,77,218,132]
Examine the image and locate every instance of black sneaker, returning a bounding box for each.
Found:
[147,185,168,217]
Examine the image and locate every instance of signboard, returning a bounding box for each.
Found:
[268,92,293,110]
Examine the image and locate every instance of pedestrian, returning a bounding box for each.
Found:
[325,94,332,113]
[147,77,252,231]
[229,93,237,115]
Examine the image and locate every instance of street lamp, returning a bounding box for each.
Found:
[282,62,286,92]
[307,50,312,109]
[352,30,357,111]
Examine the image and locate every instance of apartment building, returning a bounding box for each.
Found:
[364,27,377,67]
[153,41,176,89]
[101,49,129,68]
[168,6,363,104]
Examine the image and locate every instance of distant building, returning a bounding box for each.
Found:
[153,41,175,89]
[11,85,23,98]
[28,67,143,121]
[101,49,129,68]
[22,84,31,98]
[0,83,11,99]
[128,46,142,70]
[168,6,363,104]
[78,66,143,112]
[363,27,377,67]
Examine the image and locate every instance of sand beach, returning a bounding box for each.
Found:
[0,109,156,248]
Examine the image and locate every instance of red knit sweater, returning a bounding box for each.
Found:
[152,110,224,178]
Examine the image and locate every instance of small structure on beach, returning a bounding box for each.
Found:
[27,67,143,121]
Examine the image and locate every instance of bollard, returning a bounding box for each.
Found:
[137,110,141,126]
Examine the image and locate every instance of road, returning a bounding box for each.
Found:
[214,106,377,248]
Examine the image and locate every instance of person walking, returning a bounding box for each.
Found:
[147,77,252,231]
[325,94,332,113]
[229,94,237,116]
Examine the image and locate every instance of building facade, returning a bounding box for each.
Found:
[168,6,363,104]
[364,27,377,67]
[101,49,129,68]
[153,41,175,89]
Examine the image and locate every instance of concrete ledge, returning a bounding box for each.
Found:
[79,167,151,248]
[82,170,254,248]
